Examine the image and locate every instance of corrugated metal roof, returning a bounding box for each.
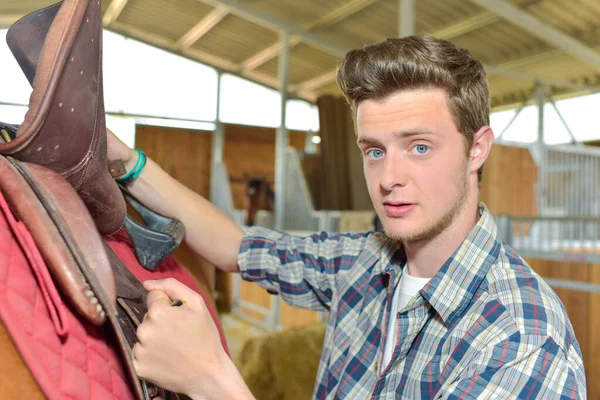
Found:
[192,14,278,63]
[119,0,215,42]
[3,0,600,110]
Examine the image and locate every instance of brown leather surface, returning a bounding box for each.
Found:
[0,156,115,326]
[0,322,45,400]
[109,159,127,178]
[5,2,60,84]
[2,0,126,235]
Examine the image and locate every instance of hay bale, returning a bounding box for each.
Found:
[238,323,327,400]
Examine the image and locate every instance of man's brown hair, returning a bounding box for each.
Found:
[337,34,490,183]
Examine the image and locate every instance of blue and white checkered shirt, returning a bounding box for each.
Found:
[238,203,586,399]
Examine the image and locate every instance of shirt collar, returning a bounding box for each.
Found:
[420,202,501,327]
[380,202,501,327]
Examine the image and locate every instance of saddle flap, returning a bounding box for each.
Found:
[0,156,116,325]
[1,0,127,235]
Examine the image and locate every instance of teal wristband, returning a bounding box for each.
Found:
[116,149,147,185]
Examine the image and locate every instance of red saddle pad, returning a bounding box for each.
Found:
[105,229,230,357]
[0,189,133,399]
[0,190,229,399]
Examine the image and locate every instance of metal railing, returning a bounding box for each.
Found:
[496,215,600,263]
[537,144,600,220]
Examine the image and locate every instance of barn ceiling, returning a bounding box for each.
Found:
[3,0,600,110]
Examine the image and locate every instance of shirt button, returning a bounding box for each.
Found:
[374,361,379,371]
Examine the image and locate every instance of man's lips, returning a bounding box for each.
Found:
[383,202,416,217]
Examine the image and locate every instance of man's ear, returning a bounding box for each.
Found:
[469,126,494,173]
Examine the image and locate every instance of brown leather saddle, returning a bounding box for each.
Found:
[0,0,188,398]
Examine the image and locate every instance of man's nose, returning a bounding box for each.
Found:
[380,153,408,191]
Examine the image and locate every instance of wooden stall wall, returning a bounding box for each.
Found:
[479,144,537,216]
[134,123,321,329]
[223,123,306,208]
[134,125,217,310]
[220,124,319,329]
[527,259,598,399]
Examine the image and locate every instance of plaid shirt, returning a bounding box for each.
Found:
[238,203,586,399]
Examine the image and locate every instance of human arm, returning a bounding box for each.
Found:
[436,335,586,399]
[133,278,256,400]
[238,227,373,311]
[107,127,375,307]
[107,128,242,273]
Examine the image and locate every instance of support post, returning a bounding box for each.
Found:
[210,73,224,204]
[274,31,290,231]
[271,30,290,331]
[535,84,547,215]
[537,84,545,145]
[399,0,415,37]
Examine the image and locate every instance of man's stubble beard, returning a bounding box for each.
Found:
[383,161,469,244]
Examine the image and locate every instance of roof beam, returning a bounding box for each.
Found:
[174,6,230,50]
[483,65,593,92]
[307,0,379,32]
[470,0,600,71]
[295,70,338,99]
[239,0,378,72]
[240,37,302,72]
[292,11,506,92]
[192,0,349,57]
[102,0,129,27]
[495,49,563,70]
[293,60,594,98]
[434,11,498,40]
[108,21,310,101]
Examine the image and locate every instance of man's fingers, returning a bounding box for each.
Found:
[143,278,200,308]
[146,289,173,311]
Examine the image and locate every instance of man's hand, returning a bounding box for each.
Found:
[133,278,255,400]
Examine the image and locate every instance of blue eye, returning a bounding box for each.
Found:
[367,149,384,159]
[414,145,429,154]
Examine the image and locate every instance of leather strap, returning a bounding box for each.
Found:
[109,160,127,178]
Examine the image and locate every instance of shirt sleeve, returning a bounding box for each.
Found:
[436,335,586,400]
[237,226,372,312]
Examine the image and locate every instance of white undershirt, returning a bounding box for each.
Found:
[381,269,430,372]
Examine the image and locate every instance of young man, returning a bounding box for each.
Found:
[116,35,586,399]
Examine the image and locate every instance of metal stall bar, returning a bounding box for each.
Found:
[497,103,525,141]
[546,95,580,146]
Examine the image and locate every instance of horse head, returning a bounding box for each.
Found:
[245,177,274,226]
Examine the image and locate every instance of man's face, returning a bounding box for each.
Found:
[357,88,471,243]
